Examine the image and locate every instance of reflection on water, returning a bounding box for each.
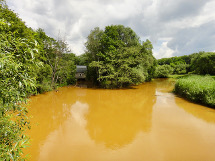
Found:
[85,84,155,149]
[175,98,215,123]
[71,101,89,127]
[25,79,215,161]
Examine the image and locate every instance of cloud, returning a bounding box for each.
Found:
[167,20,215,56]
[153,39,174,59]
[6,0,215,58]
[157,0,211,22]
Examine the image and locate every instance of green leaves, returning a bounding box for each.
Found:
[155,65,173,78]
[0,4,38,159]
[0,54,33,160]
[174,75,215,107]
[1,2,78,160]
[190,52,215,75]
[157,51,215,75]
[86,25,156,88]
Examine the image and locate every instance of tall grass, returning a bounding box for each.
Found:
[174,75,215,107]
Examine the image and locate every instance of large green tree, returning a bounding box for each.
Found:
[85,25,156,88]
[190,52,215,75]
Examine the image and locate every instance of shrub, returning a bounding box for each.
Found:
[174,75,215,107]
[190,52,215,75]
[173,64,188,74]
[155,65,173,78]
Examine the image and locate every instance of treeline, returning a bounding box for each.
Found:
[155,52,215,77]
[81,25,156,88]
[0,1,78,159]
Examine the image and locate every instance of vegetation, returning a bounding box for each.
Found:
[158,52,215,107]
[168,74,187,79]
[0,37,36,160]
[157,51,215,76]
[34,29,77,92]
[0,3,156,159]
[154,65,173,78]
[1,0,214,159]
[190,52,215,75]
[174,75,215,107]
[84,25,156,88]
[0,1,77,160]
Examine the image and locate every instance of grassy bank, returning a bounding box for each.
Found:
[174,75,215,107]
[168,74,187,79]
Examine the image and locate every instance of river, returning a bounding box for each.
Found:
[25,78,215,161]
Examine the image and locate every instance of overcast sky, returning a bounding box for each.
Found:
[6,0,215,59]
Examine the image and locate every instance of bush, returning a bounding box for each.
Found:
[174,75,215,107]
[190,52,215,75]
[173,64,188,74]
[155,65,173,78]
[0,43,36,160]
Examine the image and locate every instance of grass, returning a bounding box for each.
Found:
[168,74,188,79]
[174,75,215,108]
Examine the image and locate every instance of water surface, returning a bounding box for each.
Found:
[25,78,215,161]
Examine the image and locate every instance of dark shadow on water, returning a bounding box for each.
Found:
[75,79,138,90]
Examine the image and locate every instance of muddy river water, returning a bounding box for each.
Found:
[25,78,215,161]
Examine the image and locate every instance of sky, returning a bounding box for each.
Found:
[6,0,215,59]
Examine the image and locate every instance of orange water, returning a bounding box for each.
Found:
[25,78,215,161]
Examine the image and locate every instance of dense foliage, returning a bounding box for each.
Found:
[157,51,215,76]
[190,52,215,75]
[0,5,37,160]
[34,29,76,92]
[0,1,77,160]
[174,75,215,107]
[2,0,214,158]
[155,65,173,78]
[85,25,156,88]
[157,50,215,107]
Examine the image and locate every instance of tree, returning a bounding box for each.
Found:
[35,28,76,89]
[173,64,188,74]
[190,52,215,75]
[75,53,88,66]
[155,65,173,78]
[85,27,104,63]
[141,39,157,81]
[86,25,156,88]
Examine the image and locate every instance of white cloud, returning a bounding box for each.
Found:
[6,0,215,58]
[153,41,174,59]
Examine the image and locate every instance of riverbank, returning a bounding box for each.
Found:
[174,75,215,108]
[168,74,187,79]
